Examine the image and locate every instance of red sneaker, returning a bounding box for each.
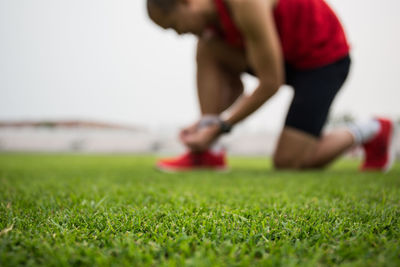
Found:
[361,118,397,172]
[156,150,228,172]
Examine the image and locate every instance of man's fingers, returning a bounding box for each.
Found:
[182,132,211,151]
[181,133,201,149]
[180,124,220,151]
[184,140,204,152]
[180,128,197,143]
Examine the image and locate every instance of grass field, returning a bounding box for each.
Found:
[0,154,399,266]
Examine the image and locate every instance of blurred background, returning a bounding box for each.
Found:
[0,0,399,156]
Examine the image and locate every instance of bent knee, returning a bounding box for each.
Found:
[196,39,247,73]
[196,38,226,64]
[273,154,302,170]
[196,39,214,63]
[273,153,325,170]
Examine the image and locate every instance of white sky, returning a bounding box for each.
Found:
[0,0,399,131]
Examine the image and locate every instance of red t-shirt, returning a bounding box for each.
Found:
[213,0,350,70]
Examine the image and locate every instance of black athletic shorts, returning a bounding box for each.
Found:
[247,55,351,137]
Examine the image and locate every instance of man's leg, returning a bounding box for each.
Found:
[274,56,353,169]
[274,117,396,170]
[156,39,248,172]
[196,38,247,114]
[274,126,355,169]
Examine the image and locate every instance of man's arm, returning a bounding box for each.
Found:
[223,0,284,126]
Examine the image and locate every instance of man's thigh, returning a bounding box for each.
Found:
[284,56,351,137]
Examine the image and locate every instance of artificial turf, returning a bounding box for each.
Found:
[0,154,399,266]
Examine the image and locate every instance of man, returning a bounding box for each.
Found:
[147,0,397,172]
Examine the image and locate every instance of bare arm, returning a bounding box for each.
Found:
[223,0,284,126]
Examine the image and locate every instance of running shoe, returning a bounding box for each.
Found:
[156,150,228,172]
[361,118,397,172]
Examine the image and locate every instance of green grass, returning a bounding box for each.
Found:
[0,154,399,266]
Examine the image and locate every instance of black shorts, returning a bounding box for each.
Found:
[247,55,351,137]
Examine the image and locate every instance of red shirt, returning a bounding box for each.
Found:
[213,0,350,70]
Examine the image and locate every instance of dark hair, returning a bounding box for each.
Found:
[147,0,178,14]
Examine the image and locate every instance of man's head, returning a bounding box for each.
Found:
[147,0,213,36]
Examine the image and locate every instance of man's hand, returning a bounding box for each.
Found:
[179,122,199,141]
[180,122,221,151]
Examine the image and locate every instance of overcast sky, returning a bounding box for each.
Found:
[0,0,399,131]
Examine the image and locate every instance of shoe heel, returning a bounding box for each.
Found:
[384,121,398,172]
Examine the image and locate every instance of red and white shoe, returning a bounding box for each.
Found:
[156,150,228,172]
[361,118,397,172]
